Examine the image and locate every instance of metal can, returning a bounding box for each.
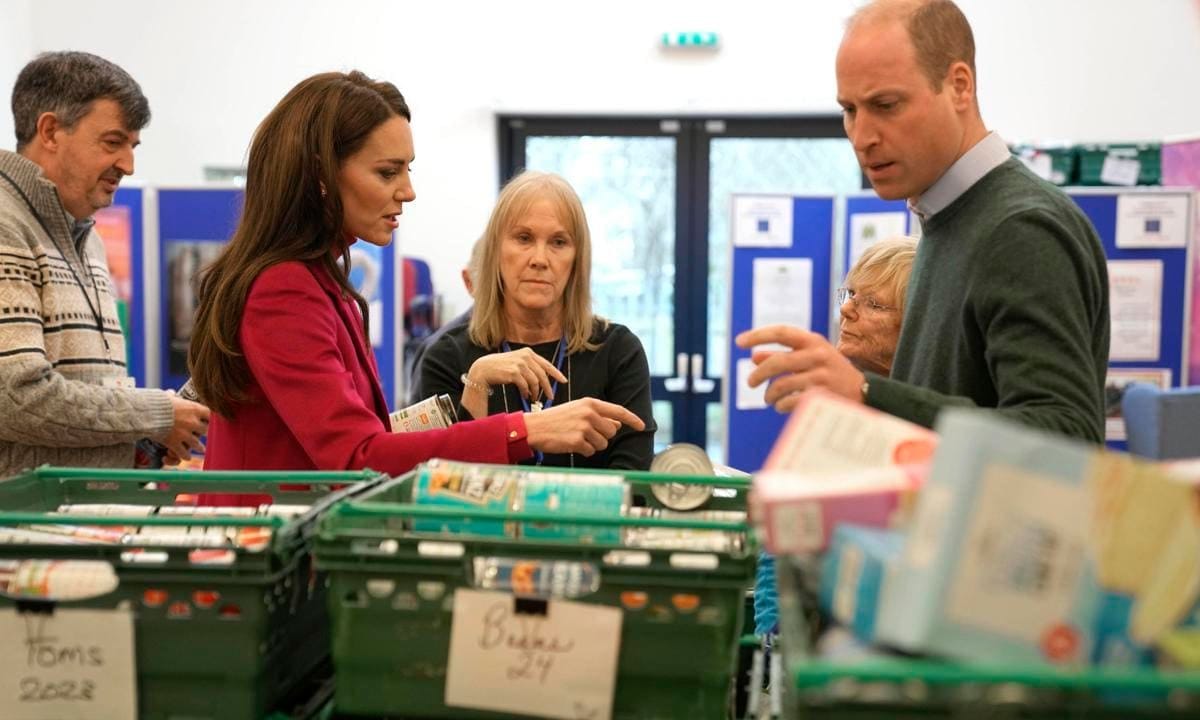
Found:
[517,473,628,544]
[410,460,522,537]
[390,394,459,433]
[472,557,600,599]
[622,507,745,553]
[650,443,716,510]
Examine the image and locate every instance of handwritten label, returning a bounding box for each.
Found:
[0,608,137,720]
[445,589,621,720]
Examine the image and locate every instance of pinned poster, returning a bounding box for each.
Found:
[93,205,133,302]
[445,589,621,720]
[349,243,385,347]
[848,211,908,270]
[733,195,793,248]
[736,358,768,410]
[1104,368,1172,442]
[1115,194,1189,249]
[1108,259,1164,361]
[751,258,812,351]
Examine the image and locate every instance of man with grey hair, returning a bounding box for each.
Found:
[738,0,1109,443]
[0,51,209,476]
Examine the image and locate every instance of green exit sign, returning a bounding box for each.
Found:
[661,32,719,48]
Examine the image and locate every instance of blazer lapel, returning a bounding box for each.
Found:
[305,261,390,421]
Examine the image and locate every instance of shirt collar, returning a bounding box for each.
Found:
[909,132,1009,221]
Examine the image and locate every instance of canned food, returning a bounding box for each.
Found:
[410,460,522,537]
[517,473,628,544]
[623,507,745,553]
[473,557,600,599]
[650,443,716,510]
[390,394,459,432]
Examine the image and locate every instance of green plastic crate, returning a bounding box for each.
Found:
[774,556,1200,718]
[315,462,755,719]
[0,466,386,720]
[1077,143,1162,186]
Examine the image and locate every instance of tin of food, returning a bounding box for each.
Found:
[410,460,522,537]
[517,473,627,544]
[650,443,715,510]
[390,394,458,433]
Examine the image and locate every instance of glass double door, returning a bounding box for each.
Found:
[500,117,863,463]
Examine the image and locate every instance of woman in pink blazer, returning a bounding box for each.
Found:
[188,71,641,475]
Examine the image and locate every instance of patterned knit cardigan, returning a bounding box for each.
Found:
[0,150,173,477]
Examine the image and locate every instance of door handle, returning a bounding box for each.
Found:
[664,352,689,393]
[690,353,716,393]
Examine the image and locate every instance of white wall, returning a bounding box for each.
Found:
[0,0,34,150]
[20,0,1200,316]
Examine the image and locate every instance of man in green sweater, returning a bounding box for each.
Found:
[737,0,1109,443]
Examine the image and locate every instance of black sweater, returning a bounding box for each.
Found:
[412,319,657,469]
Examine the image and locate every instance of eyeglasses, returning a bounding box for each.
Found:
[836,287,898,313]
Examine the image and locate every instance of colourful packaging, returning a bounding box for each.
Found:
[761,389,938,474]
[410,461,521,537]
[751,390,935,553]
[876,409,1200,667]
[818,524,906,644]
[753,465,923,554]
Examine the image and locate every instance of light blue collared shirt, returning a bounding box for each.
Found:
[909,132,1010,222]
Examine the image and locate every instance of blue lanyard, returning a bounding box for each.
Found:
[502,335,567,465]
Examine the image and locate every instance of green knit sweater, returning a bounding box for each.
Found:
[867,158,1109,443]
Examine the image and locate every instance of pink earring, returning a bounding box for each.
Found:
[319,183,327,198]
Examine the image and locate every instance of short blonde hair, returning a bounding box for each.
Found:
[845,236,918,315]
[469,171,600,353]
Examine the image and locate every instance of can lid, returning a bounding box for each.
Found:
[650,443,715,511]
[650,443,715,476]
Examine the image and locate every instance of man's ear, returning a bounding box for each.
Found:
[946,61,975,113]
[33,111,63,152]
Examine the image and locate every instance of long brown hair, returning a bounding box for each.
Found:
[469,171,601,354]
[188,71,410,417]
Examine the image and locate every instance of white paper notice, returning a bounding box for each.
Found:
[733,195,793,248]
[0,608,137,720]
[445,589,622,720]
[1104,368,1172,442]
[751,258,812,352]
[848,212,909,271]
[1115,194,1189,249]
[736,358,768,410]
[1100,155,1141,186]
[1108,260,1164,361]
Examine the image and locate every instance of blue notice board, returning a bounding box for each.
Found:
[157,188,243,391]
[724,195,836,472]
[155,188,397,403]
[1068,188,1193,448]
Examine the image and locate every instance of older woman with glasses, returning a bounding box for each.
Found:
[834,236,918,377]
[754,235,917,638]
